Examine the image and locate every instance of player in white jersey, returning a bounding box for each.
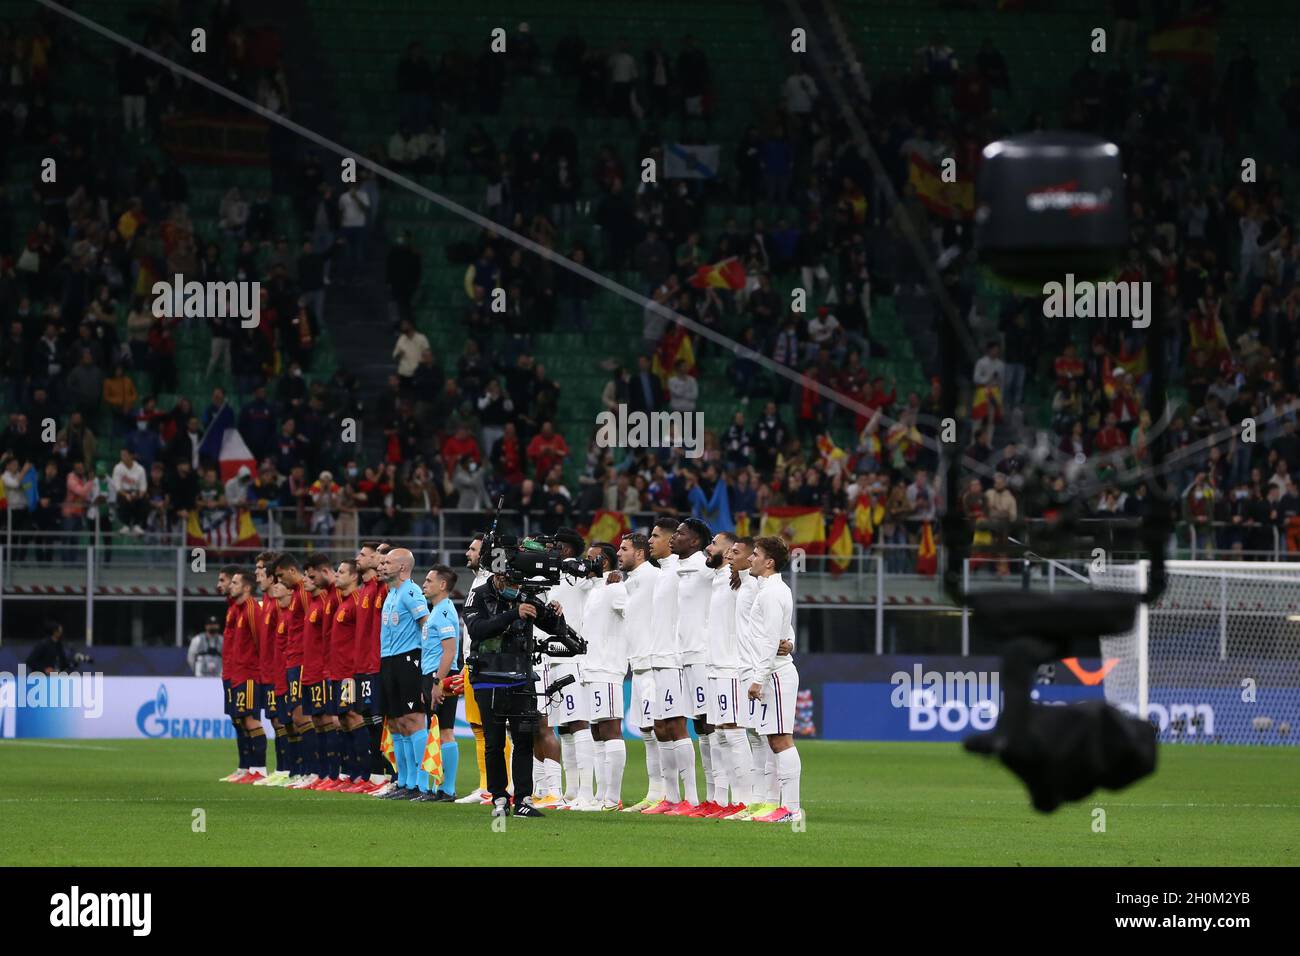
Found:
[740,536,803,824]
[729,534,794,819]
[540,528,595,809]
[698,531,751,817]
[672,518,716,815]
[578,542,627,810]
[641,515,698,814]
[612,532,663,813]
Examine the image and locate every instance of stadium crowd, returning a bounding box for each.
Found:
[1,2,1300,573]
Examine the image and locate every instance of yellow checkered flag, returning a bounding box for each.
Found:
[420,718,444,787]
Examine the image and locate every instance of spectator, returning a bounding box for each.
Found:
[526,421,569,480]
[386,231,422,327]
[392,318,431,387]
[667,359,699,413]
[102,363,139,433]
[338,183,372,280]
[110,448,148,534]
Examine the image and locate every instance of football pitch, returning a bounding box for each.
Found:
[1,740,1296,866]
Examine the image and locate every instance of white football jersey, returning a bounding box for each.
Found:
[581,571,627,683]
[749,573,796,686]
[675,550,712,667]
[734,569,760,681]
[648,553,681,668]
[611,560,659,671]
[706,565,742,677]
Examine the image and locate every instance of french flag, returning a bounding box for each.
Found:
[215,427,257,482]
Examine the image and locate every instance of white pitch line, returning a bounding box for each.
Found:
[0,741,119,751]
[964,800,1300,810]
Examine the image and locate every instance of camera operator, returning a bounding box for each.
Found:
[463,567,566,818]
[26,620,75,674]
[188,615,224,677]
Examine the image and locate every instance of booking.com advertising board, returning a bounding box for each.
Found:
[2,655,1296,744]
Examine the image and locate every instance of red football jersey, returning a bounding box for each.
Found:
[329,589,359,679]
[221,596,235,680]
[284,583,309,667]
[272,605,290,693]
[322,585,339,679]
[355,577,388,675]
[257,597,281,686]
[227,596,260,683]
[301,590,332,685]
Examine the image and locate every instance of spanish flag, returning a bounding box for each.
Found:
[908,152,975,220]
[759,506,827,554]
[380,719,397,773]
[971,384,1003,423]
[420,718,444,787]
[1147,15,1217,65]
[651,325,696,383]
[587,510,629,545]
[828,513,853,576]
[915,521,938,576]
[688,256,746,291]
[734,513,752,537]
[853,495,882,547]
[816,433,848,473]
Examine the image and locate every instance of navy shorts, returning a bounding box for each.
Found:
[303,681,327,716]
[255,683,273,719]
[354,671,380,715]
[326,679,347,716]
[222,679,233,716]
[285,666,303,710]
[229,678,257,718]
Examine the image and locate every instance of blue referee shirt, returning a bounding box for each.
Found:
[379,578,428,657]
[421,597,460,676]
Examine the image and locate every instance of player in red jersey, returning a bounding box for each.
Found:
[216,566,245,782]
[226,567,267,783]
[298,553,343,790]
[354,541,394,793]
[252,551,292,786]
[273,553,315,784]
[330,559,374,792]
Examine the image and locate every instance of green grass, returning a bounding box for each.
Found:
[1,740,1296,865]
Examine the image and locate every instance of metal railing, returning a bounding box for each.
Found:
[0,506,1291,650]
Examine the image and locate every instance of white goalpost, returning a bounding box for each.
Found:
[1089,560,1300,745]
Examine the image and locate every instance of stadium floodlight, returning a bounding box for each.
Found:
[941,132,1168,812]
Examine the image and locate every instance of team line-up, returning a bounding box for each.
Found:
[214,517,804,822]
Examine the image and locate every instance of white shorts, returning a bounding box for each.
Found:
[684,663,708,717]
[632,670,655,729]
[557,679,590,724]
[652,667,686,720]
[706,675,743,726]
[754,666,798,737]
[585,680,624,722]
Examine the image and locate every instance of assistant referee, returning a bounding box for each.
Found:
[376,548,430,800]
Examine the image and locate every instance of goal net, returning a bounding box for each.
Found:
[1088,560,1300,746]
